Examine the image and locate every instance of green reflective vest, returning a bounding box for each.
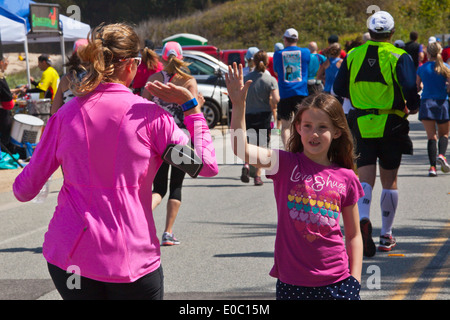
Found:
[347,41,407,138]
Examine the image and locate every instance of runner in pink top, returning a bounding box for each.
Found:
[132,43,163,95]
[13,23,218,300]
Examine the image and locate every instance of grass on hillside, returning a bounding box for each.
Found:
[136,0,449,51]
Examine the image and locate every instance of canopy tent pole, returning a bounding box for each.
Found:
[24,24,30,87]
[60,32,65,74]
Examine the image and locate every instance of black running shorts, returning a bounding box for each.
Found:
[277,95,306,121]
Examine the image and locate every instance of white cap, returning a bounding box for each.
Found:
[283,28,298,40]
[428,36,437,44]
[368,11,394,33]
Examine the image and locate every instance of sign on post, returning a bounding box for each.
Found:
[30,3,60,33]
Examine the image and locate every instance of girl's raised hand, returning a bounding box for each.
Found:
[226,63,274,169]
[225,63,252,107]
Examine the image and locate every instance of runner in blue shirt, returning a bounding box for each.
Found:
[416,41,450,176]
[273,28,310,147]
[307,41,326,94]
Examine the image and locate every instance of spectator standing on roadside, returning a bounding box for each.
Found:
[404,31,424,69]
[334,11,420,257]
[273,28,310,148]
[416,41,450,176]
[240,50,279,186]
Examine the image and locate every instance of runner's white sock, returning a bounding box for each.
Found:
[380,189,398,236]
[357,182,372,221]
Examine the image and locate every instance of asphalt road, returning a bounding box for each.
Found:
[0,114,448,302]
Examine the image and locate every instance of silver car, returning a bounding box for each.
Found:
[152,49,230,128]
[182,51,230,128]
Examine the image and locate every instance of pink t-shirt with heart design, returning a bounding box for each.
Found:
[266,150,364,287]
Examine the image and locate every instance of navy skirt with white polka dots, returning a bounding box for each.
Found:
[276,276,361,300]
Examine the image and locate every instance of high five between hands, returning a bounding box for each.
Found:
[145,81,203,115]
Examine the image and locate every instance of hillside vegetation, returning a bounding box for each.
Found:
[135,0,449,51]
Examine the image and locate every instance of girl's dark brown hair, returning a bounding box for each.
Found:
[286,93,357,170]
[72,23,140,96]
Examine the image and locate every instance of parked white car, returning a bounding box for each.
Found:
[152,49,231,128]
[182,51,230,128]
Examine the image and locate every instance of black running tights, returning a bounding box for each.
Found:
[47,263,164,300]
[152,161,186,201]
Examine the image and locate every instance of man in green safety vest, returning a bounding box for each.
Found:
[334,11,420,257]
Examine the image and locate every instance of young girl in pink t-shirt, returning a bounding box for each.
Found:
[226,63,364,300]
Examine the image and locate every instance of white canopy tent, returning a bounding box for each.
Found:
[0,6,31,85]
[0,10,27,43]
[0,5,91,85]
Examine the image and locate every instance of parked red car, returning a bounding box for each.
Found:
[181,45,247,67]
[220,49,247,66]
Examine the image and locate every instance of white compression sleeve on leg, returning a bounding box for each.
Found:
[357,182,372,221]
[380,189,398,236]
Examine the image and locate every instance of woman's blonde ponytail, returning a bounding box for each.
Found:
[164,56,192,80]
[71,23,140,96]
[428,42,450,78]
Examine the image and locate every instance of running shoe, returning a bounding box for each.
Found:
[254,176,263,186]
[379,234,397,252]
[428,166,437,177]
[360,218,376,257]
[241,165,250,183]
[161,232,180,246]
[437,154,450,173]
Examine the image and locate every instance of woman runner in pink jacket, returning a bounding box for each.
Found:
[13,23,218,300]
